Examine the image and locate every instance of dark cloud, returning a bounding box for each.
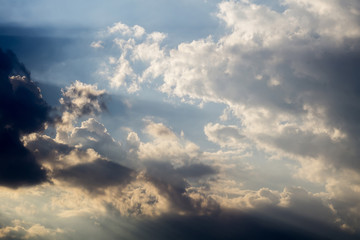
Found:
[55,159,135,194]
[175,163,218,178]
[0,49,52,188]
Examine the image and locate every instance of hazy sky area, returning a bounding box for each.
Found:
[1,0,360,239]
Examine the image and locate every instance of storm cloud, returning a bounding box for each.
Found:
[0,49,52,188]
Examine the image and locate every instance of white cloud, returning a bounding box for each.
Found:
[135,120,201,167]
[57,80,107,142]
[108,22,145,38]
[0,220,62,240]
[90,40,104,48]
[204,123,247,149]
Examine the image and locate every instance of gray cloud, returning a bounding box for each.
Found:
[59,80,107,118]
[144,161,219,214]
[55,159,135,194]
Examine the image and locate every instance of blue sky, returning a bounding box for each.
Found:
[1,0,360,239]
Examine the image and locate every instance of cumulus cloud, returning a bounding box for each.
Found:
[97,22,166,92]
[134,120,201,167]
[57,80,107,142]
[66,118,127,163]
[59,80,106,118]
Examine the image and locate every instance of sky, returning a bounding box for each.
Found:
[0,0,360,239]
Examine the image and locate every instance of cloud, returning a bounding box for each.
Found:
[204,122,247,149]
[93,1,360,230]
[96,0,360,171]
[0,49,53,188]
[142,160,219,215]
[90,41,104,48]
[175,163,218,178]
[57,80,108,142]
[108,22,145,38]
[0,220,61,240]
[55,159,135,194]
[134,120,201,167]
[22,83,218,217]
[128,208,359,240]
[152,0,360,172]
[66,118,127,164]
[24,133,102,170]
[96,22,166,92]
[59,80,107,118]
[3,1,360,236]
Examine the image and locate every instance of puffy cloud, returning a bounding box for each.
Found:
[135,120,201,167]
[0,220,62,240]
[67,118,127,163]
[103,174,171,217]
[96,22,166,92]
[108,22,145,38]
[206,183,337,225]
[57,80,107,142]
[59,80,106,119]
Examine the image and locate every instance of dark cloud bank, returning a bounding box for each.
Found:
[0,48,51,188]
